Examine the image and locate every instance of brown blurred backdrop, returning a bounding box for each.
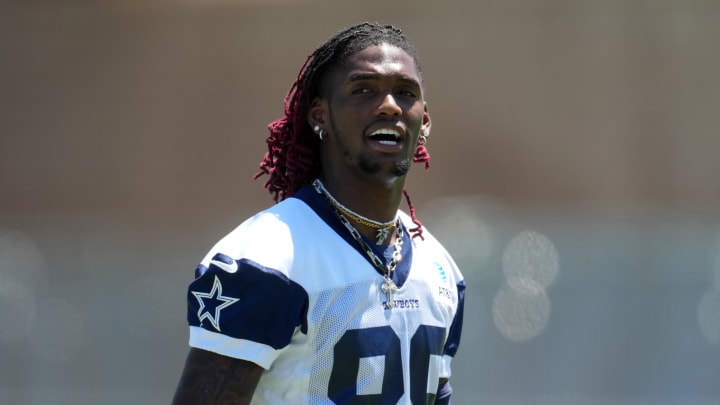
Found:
[1,1,719,404]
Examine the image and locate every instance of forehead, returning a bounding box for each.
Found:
[337,43,422,84]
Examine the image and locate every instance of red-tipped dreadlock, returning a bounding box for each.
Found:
[254,22,430,239]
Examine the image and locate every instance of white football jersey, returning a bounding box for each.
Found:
[186,186,465,405]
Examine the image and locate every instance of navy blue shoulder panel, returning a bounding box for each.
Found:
[188,253,309,350]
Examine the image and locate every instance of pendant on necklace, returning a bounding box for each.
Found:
[381,277,398,309]
[375,227,391,244]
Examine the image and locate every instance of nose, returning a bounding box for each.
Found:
[376,93,402,116]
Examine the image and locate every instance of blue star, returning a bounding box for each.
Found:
[192,275,239,332]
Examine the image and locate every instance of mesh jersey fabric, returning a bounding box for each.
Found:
[186,185,465,405]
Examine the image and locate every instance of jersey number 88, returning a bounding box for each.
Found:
[328,325,445,405]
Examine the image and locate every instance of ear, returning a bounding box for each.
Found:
[308,97,328,130]
[421,101,432,135]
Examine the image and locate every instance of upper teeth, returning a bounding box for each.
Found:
[370,129,401,138]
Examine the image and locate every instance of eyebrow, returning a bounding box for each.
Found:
[347,72,421,87]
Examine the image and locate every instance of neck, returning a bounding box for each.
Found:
[318,174,406,224]
[313,178,403,245]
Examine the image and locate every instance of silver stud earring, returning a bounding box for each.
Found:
[314,125,324,140]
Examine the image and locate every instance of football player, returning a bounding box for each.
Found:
[173,22,465,405]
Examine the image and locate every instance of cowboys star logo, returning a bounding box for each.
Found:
[192,275,239,332]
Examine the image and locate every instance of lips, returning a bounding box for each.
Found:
[367,127,405,152]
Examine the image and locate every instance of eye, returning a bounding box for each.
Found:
[351,87,372,95]
[396,87,419,98]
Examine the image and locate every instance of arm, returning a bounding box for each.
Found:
[435,378,453,405]
[172,348,264,405]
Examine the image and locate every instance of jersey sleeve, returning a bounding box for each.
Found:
[444,278,465,358]
[186,252,309,369]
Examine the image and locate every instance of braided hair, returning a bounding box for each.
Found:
[254,22,430,238]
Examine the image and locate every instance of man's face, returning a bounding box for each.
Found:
[313,43,431,185]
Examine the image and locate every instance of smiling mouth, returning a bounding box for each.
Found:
[368,128,402,146]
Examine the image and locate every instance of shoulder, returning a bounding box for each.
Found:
[201,198,320,272]
[398,210,447,255]
[241,197,316,235]
[399,211,465,283]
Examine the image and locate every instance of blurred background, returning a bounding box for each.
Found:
[1,0,719,404]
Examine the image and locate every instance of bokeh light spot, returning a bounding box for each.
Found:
[492,277,551,342]
[423,196,498,280]
[502,230,559,288]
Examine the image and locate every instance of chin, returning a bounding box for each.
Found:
[357,154,412,178]
[392,158,412,176]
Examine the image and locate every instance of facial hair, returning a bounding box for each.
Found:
[393,159,412,176]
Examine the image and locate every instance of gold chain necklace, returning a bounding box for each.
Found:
[313,179,397,244]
